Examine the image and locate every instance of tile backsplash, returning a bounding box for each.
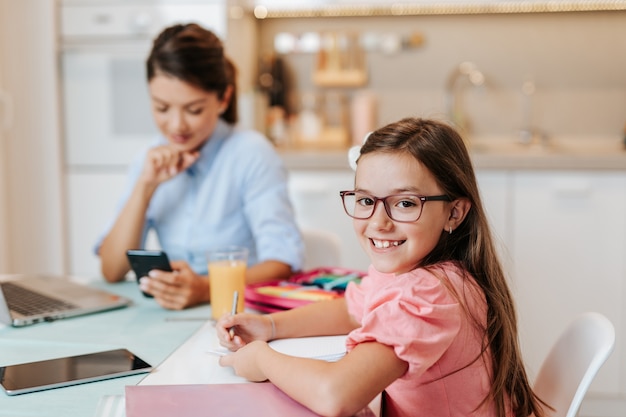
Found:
[252,10,626,140]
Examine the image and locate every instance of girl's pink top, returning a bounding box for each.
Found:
[345,263,510,417]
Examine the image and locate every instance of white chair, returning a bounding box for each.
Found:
[301,228,342,270]
[532,312,615,417]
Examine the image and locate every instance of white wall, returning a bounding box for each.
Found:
[0,0,66,274]
[0,0,9,272]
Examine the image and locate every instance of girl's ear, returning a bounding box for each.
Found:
[447,198,471,232]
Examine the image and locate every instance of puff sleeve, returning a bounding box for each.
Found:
[345,266,463,380]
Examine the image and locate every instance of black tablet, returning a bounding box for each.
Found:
[0,348,152,395]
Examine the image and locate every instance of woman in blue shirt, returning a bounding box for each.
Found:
[97,23,303,310]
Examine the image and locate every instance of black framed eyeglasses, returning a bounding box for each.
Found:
[339,190,451,223]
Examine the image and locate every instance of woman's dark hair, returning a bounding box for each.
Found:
[146,23,237,124]
[358,117,546,417]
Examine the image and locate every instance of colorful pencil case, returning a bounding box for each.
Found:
[244,267,367,313]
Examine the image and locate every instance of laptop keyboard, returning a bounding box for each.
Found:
[1,282,78,316]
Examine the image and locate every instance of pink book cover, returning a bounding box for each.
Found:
[126,383,378,417]
[125,383,322,417]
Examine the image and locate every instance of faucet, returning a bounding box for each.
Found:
[445,61,485,135]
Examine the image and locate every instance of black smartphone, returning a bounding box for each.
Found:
[126,249,173,298]
[0,348,152,395]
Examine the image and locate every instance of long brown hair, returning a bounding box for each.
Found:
[146,23,238,124]
[358,117,545,417]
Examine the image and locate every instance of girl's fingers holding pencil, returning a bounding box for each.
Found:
[216,315,237,348]
[216,312,272,349]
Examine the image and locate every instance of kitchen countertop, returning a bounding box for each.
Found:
[279,137,626,171]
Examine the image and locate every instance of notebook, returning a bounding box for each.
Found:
[0,274,132,327]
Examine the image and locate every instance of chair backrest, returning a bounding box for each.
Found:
[532,312,615,417]
[301,228,342,270]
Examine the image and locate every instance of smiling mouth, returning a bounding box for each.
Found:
[171,134,191,144]
[371,239,405,249]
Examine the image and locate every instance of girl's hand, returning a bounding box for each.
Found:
[216,313,275,351]
[139,260,209,310]
[140,145,199,186]
[218,340,271,382]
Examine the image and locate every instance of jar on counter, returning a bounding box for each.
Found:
[295,92,322,147]
[319,91,349,148]
[293,91,349,149]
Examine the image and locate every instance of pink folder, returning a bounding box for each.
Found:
[125,383,322,417]
[126,383,378,417]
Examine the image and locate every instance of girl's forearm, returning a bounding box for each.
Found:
[271,298,358,339]
[258,341,403,417]
[257,348,365,417]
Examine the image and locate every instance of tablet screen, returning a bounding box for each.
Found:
[0,348,152,395]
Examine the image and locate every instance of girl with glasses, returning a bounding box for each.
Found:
[217,117,545,417]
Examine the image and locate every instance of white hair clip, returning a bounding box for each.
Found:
[347,131,372,171]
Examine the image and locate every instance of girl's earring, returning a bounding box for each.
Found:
[449,225,453,235]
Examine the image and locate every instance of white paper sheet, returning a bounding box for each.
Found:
[140,320,348,386]
[268,335,347,362]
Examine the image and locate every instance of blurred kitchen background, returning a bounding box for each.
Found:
[1,1,626,415]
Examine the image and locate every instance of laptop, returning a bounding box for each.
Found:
[0,274,132,327]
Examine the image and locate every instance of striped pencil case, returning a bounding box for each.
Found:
[244,267,367,313]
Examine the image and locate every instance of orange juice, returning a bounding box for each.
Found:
[208,260,246,320]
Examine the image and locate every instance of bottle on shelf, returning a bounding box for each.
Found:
[349,91,376,146]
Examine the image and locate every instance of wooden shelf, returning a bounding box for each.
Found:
[312,69,367,88]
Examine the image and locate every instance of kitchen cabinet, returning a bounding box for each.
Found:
[510,171,626,402]
[65,172,128,277]
[475,170,512,272]
[65,171,162,278]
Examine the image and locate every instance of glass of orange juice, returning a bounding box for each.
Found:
[207,246,248,320]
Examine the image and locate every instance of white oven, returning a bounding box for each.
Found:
[59,0,227,167]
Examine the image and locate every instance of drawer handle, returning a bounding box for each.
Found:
[93,13,111,25]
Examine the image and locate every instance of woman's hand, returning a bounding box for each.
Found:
[216,313,275,351]
[139,260,209,310]
[218,340,271,382]
[140,145,199,186]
